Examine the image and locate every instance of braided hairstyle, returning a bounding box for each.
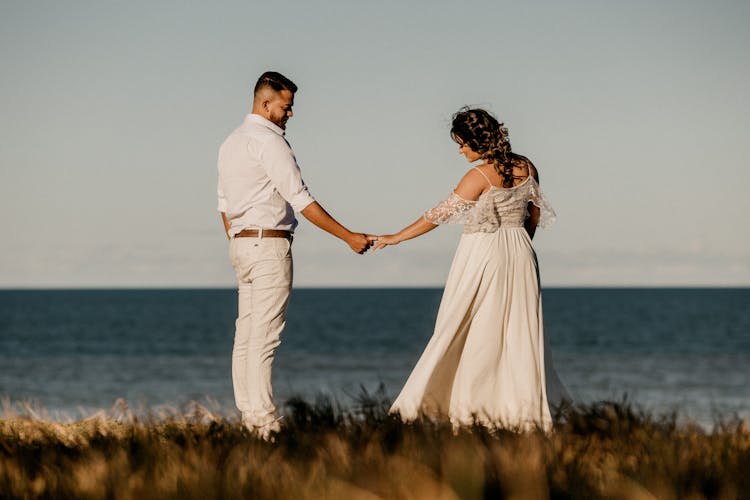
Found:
[450,107,514,187]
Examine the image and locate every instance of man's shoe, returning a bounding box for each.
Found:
[242,414,283,442]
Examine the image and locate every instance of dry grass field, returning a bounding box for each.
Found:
[1,393,749,499]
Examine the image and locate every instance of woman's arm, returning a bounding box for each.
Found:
[524,204,540,240]
[523,162,541,239]
[374,168,487,250]
[374,217,437,250]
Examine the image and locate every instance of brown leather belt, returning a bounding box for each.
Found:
[234,229,292,240]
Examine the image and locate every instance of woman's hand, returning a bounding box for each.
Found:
[372,234,401,251]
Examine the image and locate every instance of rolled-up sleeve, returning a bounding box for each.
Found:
[258,136,315,212]
[217,182,228,212]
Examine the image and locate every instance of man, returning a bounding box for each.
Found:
[217,71,371,437]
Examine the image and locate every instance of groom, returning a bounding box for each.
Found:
[217,71,372,436]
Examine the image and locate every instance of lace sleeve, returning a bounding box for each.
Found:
[424,192,477,225]
[528,178,556,229]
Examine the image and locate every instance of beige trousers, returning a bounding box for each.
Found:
[229,235,293,427]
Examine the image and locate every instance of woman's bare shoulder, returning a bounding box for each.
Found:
[455,166,491,200]
[460,165,494,184]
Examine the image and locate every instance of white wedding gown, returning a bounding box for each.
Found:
[390,167,568,431]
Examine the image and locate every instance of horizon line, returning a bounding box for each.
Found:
[1,285,749,291]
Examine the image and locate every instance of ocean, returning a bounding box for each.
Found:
[1,288,748,427]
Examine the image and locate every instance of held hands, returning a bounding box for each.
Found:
[347,216,431,253]
[344,232,401,254]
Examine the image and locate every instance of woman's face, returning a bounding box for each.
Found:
[456,137,481,163]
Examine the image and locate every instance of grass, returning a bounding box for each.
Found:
[1,391,749,499]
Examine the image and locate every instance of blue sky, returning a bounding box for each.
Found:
[1,0,748,287]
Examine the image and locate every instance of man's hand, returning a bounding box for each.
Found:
[346,232,373,254]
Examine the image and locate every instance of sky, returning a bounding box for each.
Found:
[1,0,748,288]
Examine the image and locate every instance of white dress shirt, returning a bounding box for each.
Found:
[217,114,315,235]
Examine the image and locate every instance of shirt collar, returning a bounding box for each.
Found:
[247,113,285,136]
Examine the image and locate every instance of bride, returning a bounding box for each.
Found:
[374,107,568,430]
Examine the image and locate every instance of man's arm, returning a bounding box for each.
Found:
[259,137,370,254]
[220,212,231,240]
[301,202,371,254]
[260,136,317,213]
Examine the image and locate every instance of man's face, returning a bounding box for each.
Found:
[265,90,294,130]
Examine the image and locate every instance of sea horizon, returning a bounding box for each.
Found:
[2,287,749,427]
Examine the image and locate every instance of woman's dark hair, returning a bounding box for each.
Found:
[450,107,513,186]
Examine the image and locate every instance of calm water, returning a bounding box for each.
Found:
[1,288,749,426]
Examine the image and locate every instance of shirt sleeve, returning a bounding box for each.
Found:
[257,135,316,212]
[217,182,228,213]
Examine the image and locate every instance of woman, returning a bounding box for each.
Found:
[375,107,567,431]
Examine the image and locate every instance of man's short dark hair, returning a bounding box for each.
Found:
[253,71,298,95]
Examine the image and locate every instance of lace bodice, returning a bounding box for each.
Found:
[424,175,555,233]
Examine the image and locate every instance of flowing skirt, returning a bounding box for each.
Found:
[390,228,567,430]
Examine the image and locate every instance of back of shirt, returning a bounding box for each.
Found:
[217,114,315,235]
